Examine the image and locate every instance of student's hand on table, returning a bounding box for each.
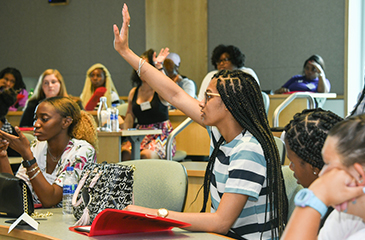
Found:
[274,87,290,94]
[309,168,364,210]
[124,205,157,216]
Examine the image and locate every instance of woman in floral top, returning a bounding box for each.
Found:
[0,96,98,207]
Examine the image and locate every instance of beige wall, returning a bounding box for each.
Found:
[146,0,207,87]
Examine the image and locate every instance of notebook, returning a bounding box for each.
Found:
[69,208,191,237]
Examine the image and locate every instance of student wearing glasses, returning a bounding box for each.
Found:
[113,5,288,239]
[197,44,260,100]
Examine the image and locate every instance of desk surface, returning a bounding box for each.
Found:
[0,208,231,240]
[270,92,337,99]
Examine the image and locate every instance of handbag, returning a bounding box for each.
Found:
[72,162,134,225]
[0,173,34,218]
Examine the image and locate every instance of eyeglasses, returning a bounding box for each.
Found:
[204,91,221,105]
[216,58,231,65]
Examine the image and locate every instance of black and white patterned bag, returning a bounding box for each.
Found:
[72,162,134,225]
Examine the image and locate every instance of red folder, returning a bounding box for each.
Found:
[69,209,191,237]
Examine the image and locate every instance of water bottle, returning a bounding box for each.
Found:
[28,88,34,99]
[110,104,119,132]
[63,166,77,215]
[97,97,111,132]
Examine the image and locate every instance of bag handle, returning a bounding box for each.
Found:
[72,170,90,207]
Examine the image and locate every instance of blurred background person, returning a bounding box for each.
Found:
[80,63,120,111]
[198,44,260,100]
[0,67,28,111]
[122,48,176,160]
[163,52,196,99]
[274,54,330,94]
[20,69,68,127]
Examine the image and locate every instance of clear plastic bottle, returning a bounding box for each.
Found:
[63,166,77,215]
[97,97,111,132]
[110,104,119,132]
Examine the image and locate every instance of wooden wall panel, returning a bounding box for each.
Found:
[146,0,208,88]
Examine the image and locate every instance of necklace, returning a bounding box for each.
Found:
[47,141,70,163]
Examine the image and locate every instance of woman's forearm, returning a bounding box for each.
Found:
[317,73,329,93]
[0,156,14,174]
[281,207,321,240]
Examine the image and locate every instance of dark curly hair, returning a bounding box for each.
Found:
[131,49,156,87]
[0,88,17,119]
[211,44,245,69]
[284,108,343,169]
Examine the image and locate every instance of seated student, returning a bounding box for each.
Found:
[164,53,197,98]
[121,48,176,160]
[197,44,260,100]
[284,108,343,227]
[0,67,28,111]
[0,97,97,207]
[282,115,365,240]
[80,63,120,110]
[20,69,69,127]
[0,87,20,158]
[274,54,330,94]
[114,5,288,239]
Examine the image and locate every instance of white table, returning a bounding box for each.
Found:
[0,208,231,239]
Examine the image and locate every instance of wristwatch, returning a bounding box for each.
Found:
[294,188,328,218]
[21,158,37,168]
[157,208,169,218]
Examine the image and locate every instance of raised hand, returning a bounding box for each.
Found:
[113,3,131,56]
[153,48,170,64]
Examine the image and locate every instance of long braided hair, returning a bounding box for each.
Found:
[202,70,288,238]
[284,108,343,169]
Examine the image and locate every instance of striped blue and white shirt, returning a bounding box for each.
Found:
[208,126,275,240]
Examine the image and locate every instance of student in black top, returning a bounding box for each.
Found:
[121,48,176,160]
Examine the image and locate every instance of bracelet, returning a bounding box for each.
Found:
[29,169,41,181]
[27,166,39,174]
[158,68,163,71]
[137,58,146,77]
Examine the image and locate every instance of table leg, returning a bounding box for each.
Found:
[127,135,143,160]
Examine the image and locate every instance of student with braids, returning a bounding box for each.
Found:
[284,108,343,227]
[282,115,365,239]
[113,4,288,239]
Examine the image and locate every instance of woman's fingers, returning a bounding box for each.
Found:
[113,4,131,53]
[310,168,365,206]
